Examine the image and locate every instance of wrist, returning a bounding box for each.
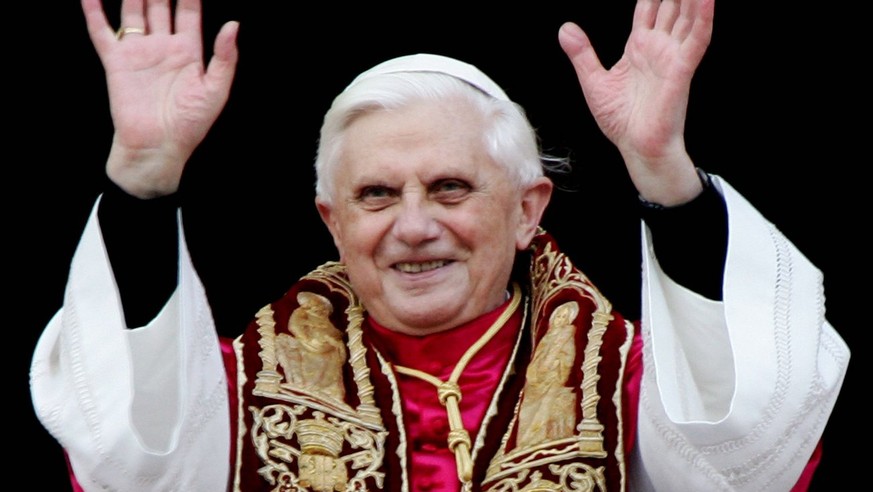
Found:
[638,167,710,210]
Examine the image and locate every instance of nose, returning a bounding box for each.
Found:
[392,193,441,246]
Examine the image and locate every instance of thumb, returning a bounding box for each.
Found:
[558,22,604,86]
[205,20,240,96]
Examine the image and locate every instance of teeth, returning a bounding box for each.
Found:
[395,260,448,273]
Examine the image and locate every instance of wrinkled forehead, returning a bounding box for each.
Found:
[345,53,510,102]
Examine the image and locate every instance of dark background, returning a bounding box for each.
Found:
[13,1,861,489]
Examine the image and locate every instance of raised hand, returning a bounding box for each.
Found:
[81,0,239,198]
[559,0,714,205]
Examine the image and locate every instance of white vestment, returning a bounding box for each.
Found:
[30,176,850,491]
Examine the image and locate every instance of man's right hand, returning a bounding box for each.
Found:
[82,0,239,198]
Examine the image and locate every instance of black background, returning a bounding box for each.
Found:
[13,1,861,489]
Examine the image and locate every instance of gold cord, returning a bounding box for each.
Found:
[394,283,522,483]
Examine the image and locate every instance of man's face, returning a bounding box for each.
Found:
[317,97,551,335]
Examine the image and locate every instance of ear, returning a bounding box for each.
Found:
[315,196,345,261]
[515,176,553,250]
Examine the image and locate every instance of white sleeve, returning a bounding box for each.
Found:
[29,197,230,492]
[630,176,850,492]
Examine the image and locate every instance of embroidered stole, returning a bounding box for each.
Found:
[231,230,634,491]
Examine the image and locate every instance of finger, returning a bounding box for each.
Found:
[653,0,681,33]
[681,0,714,56]
[632,0,659,31]
[558,22,604,86]
[205,20,240,95]
[81,0,115,54]
[145,0,172,35]
[120,0,147,31]
[175,0,204,53]
[672,0,696,40]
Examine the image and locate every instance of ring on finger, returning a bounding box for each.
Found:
[116,26,146,40]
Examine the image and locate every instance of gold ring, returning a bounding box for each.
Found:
[115,27,146,40]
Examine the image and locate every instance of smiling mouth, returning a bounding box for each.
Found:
[394,260,451,273]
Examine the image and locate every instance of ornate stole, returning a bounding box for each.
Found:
[231,230,635,491]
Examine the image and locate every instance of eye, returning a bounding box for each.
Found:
[356,185,398,210]
[430,179,472,203]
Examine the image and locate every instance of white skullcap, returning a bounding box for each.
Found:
[344,53,510,102]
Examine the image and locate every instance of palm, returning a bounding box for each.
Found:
[591,28,703,159]
[81,0,238,196]
[561,0,714,165]
[102,32,217,158]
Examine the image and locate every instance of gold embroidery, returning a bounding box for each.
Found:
[517,301,580,448]
[611,320,635,492]
[488,464,606,492]
[549,462,606,492]
[576,310,610,457]
[487,469,533,491]
[276,292,347,401]
[531,241,612,457]
[242,262,389,489]
[233,337,249,492]
[251,262,383,428]
[484,239,618,489]
[306,262,383,426]
[254,304,282,394]
[250,405,387,490]
[296,414,348,490]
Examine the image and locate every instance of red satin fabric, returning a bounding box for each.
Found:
[366,296,523,491]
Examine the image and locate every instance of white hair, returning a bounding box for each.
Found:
[314,70,567,204]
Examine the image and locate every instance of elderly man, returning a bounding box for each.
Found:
[30,0,849,491]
